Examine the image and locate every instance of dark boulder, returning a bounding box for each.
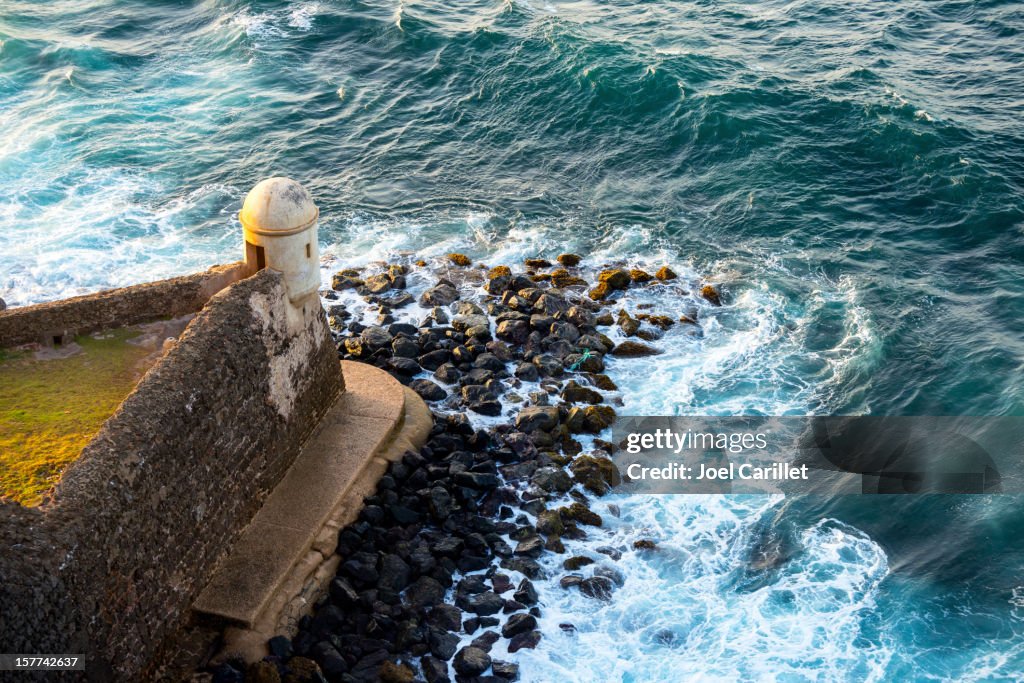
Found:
[420,656,450,683]
[507,631,542,653]
[579,576,615,601]
[492,660,520,680]
[457,591,505,616]
[429,628,460,660]
[513,362,539,381]
[531,466,573,493]
[561,381,603,405]
[418,349,452,370]
[421,284,459,307]
[516,406,559,432]
[486,266,513,294]
[406,576,446,609]
[378,554,412,592]
[453,647,491,677]
[502,613,537,639]
[410,379,448,402]
[513,579,538,606]
[496,319,530,344]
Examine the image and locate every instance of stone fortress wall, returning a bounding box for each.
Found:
[0,267,343,680]
[0,178,387,681]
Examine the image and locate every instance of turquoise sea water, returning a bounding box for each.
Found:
[2,1,1024,680]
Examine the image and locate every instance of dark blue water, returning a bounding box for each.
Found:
[2,1,1023,679]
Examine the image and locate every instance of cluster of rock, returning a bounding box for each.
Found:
[206,254,721,683]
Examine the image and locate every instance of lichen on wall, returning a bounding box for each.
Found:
[249,289,332,421]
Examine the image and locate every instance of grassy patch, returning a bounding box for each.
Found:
[0,330,156,506]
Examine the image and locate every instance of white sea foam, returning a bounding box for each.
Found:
[309,216,892,680]
[0,168,238,306]
[232,2,321,42]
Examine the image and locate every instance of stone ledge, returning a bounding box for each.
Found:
[192,361,431,662]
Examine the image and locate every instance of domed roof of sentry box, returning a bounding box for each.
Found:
[239,177,319,236]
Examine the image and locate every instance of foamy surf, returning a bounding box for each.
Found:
[309,218,891,681]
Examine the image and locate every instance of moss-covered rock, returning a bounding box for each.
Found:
[582,405,617,432]
[486,265,512,294]
[700,284,722,306]
[655,266,678,280]
[536,509,564,536]
[636,313,674,329]
[570,454,621,495]
[588,282,612,301]
[550,269,589,288]
[629,269,653,283]
[559,502,603,527]
[378,661,415,683]
[589,374,618,391]
[598,269,631,290]
[563,556,595,570]
[610,340,661,358]
[448,253,472,266]
[561,380,603,405]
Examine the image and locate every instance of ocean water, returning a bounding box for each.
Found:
[2,1,1024,680]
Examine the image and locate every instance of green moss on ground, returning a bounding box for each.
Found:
[0,330,156,506]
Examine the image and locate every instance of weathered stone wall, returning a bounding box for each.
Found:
[0,269,343,681]
[0,263,248,348]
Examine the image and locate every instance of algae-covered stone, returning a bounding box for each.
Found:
[448,253,472,266]
[560,502,603,527]
[378,661,415,683]
[655,266,678,281]
[589,374,618,391]
[610,340,661,358]
[332,272,363,290]
[486,265,512,294]
[563,556,594,571]
[637,313,674,329]
[597,269,631,290]
[629,269,653,283]
[570,454,621,495]
[536,509,564,536]
[700,284,722,306]
[364,273,392,294]
[550,269,588,288]
[561,380,603,405]
[582,405,616,432]
[557,253,582,266]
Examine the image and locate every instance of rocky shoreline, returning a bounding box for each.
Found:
[204,254,721,683]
